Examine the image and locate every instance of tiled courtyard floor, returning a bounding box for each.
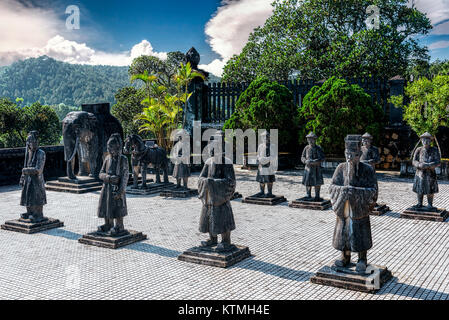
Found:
[0,167,448,300]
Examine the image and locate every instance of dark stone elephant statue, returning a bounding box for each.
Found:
[62,103,123,180]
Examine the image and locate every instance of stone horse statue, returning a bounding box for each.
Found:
[123,134,169,188]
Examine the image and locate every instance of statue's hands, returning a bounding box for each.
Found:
[103,175,111,183]
[112,191,122,200]
[19,175,25,187]
[110,175,120,185]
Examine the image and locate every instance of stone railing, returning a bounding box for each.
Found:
[0,145,65,186]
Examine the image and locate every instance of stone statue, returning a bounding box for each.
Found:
[360,133,380,169]
[19,131,47,222]
[62,103,123,180]
[329,135,377,273]
[411,132,441,210]
[97,133,130,236]
[198,133,236,252]
[301,132,325,200]
[123,134,169,188]
[255,131,278,198]
[172,135,191,189]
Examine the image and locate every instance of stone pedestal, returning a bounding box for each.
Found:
[311,263,392,293]
[78,230,147,249]
[289,197,331,210]
[160,188,198,198]
[231,192,243,200]
[371,203,390,216]
[242,194,287,206]
[401,207,448,222]
[178,245,251,268]
[1,218,64,234]
[126,182,175,195]
[46,175,147,194]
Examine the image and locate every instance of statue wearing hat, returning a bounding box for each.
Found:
[97,133,130,236]
[255,131,278,198]
[19,131,47,222]
[411,132,441,210]
[360,133,380,169]
[172,135,191,190]
[301,132,325,200]
[329,135,377,273]
[198,132,236,252]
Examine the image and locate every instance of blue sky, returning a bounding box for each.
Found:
[0,0,448,76]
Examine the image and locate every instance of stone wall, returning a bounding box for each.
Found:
[0,146,65,186]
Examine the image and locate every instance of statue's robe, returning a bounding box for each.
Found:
[361,145,380,169]
[301,145,325,186]
[412,146,440,195]
[198,156,236,236]
[329,162,377,253]
[172,143,190,179]
[256,142,277,183]
[20,148,47,207]
[97,154,129,219]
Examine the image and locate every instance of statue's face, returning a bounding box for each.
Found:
[107,141,120,157]
[345,149,361,164]
[362,138,371,148]
[421,137,431,147]
[27,138,38,151]
[307,138,316,146]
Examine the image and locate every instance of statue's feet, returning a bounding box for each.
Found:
[200,239,218,247]
[264,193,275,198]
[109,226,126,237]
[20,213,30,220]
[174,184,182,189]
[97,224,112,233]
[139,184,148,190]
[254,192,265,198]
[314,197,323,202]
[356,259,367,274]
[216,242,234,252]
[29,215,46,223]
[426,204,437,211]
[334,254,351,268]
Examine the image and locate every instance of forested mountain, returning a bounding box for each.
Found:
[0,56,130,106]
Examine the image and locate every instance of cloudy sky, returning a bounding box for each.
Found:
[0,0,448,76]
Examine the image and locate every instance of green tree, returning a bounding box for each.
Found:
[390,75,449,137]
[224,76,298,150]
[51,103,81,121]
[406,59,449,80]
[299,77,385,155]
[111,87,146,137]
[23,102,61,146]
[223,0,432,82]
[0,98,26,147]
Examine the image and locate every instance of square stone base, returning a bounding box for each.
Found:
[311,262,392,293]
[126,182,175,195]
[1,218,64,234]
[401,207,448,222]
[178,245,251,268]
[242,195,287,206]
[289,197,331,210]
[78,230,147,249]
[160,188,198,198]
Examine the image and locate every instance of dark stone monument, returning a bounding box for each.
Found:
[123,134,175,195]
[46,103,124,194]
[290,132,330,210]
[361,132,391,215]
[79,134,147,249]
[178,133,250,268]
[2,131,63,234]
[242,132,287,206]
[401,132,448,222]
[160,135,197,198]
[311,135,392,292]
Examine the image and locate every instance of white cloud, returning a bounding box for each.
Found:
[428,40,449,49]
[413,0,449,35]
[200,0,274,77]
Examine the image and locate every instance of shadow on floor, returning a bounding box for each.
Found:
[126,242,181,258]
[379,277,449,300]
[43,228,83,240]
[233,256,313,282]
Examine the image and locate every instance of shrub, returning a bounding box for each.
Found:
[224,76,298,150]
[299,77,385,155]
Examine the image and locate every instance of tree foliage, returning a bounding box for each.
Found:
[0,98,61,148]
[224,76,298,150]
[111,87,147,138]
[223,0,432,82]
[299,77,385,155]
[390,75,449,136]
[0,56,129,106]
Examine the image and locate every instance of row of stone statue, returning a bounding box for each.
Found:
[2,129,443,293]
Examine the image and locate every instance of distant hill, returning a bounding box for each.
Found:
[0,56,129,106]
